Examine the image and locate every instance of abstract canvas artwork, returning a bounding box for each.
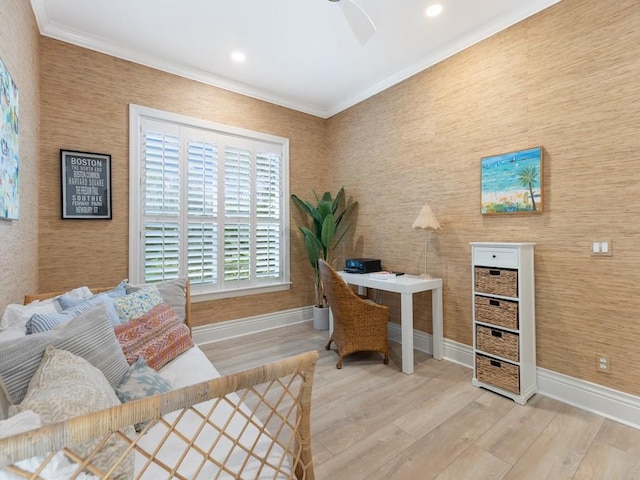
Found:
[481,146,543,215]
[0,56,19,220]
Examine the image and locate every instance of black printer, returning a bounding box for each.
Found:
[344,258,382,274]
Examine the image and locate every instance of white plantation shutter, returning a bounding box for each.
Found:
[187,138,218,285]
[187,140,217,217]
[130,105,290,300]
[255,151,281,279]
[144,131,180,216]
[256,224,280,279]
[144,222,180,282]
[224,223,251,281]
[187,222,216,283]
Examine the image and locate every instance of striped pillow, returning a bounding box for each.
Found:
[114,303,193,371]
[26,293,121,334]
[0,303,130,404]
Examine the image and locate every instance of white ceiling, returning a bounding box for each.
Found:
[31,0,560,118]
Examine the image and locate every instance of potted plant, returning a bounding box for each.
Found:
[291,188,358,330]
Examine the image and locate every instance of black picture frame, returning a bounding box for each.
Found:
[60,150,112,219]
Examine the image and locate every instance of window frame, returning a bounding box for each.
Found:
[129,104,291,302]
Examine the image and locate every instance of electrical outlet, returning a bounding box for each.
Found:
[597,354,610,374]
[591,240,612,257]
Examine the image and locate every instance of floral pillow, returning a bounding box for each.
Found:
[112,286,163,324]
[115,357,172,432]
[9,347,134,479]
[116,357,172,403]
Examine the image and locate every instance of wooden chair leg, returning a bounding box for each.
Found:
[383,351,389,364]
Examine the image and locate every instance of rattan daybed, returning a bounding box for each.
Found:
[0,281,317,479]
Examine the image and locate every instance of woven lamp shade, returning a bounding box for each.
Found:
[412,203,441,277]
[411,203,442,231]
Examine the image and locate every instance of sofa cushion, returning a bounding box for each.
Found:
[116,357,172,403]
[51,286,93,312]
[0,301,58,332]
[114,303,193,371]
[56,280,127,311]
[10,347,134,479]
[126,277,187,323]
[26,293,121,334]
[112,286,163,324]
[116,357,172,432]
[0,304,129,404]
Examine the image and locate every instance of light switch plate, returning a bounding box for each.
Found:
[591,239,612,257]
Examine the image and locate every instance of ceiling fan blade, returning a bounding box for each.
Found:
[339,0,377,44]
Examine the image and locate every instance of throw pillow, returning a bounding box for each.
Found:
[0,303,129,404]
[114,303,194,371]
[112,286,163,324]
[52,286,93,312]
[57,280,127,311]
[0,301,58,331]
[10,347,134,480]
[115,357,172,432]
[26,293,121,334]
[115,357,172,403]
[126,277,187,323]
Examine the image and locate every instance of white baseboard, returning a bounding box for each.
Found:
[391,328,640,430]
[192,306,312,346]
[537,368,640,430]
[195,311,640,430]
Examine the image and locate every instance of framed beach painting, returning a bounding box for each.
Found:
[481,146,543,215]
[0,56,19,220]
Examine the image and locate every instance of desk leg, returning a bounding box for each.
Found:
[328,308,334,337]
[432,286,443,360]
[400,292,414,375]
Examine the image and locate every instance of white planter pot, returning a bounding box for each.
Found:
[313,306,330,331]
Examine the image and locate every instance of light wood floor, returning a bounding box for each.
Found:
[200,322,640,480]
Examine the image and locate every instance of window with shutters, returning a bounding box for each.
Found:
[129,104,290,301]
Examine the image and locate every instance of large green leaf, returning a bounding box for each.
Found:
[320,213,336,256]
[292,187,358,307]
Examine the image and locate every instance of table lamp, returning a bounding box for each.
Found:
[411,203,442,278]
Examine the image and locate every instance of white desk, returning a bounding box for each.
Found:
[335,271,443,374]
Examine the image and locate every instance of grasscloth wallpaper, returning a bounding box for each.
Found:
[0,0,39,308]
[38,38,327,327]
[4,0,636,398]
[327,0,640,395]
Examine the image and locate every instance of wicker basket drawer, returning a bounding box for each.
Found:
[475,267,518,297]
[476,325,519,362]
[474,295,518,329]
[476,354,520,394]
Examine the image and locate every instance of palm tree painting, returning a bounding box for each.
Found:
[481,147,543,215]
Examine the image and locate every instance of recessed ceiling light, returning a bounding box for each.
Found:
[231,51,246,63]
[425,4,443,17]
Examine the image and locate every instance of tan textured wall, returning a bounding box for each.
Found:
[38,38,327,327]
[327,0,640,395]
[0,0,40,307]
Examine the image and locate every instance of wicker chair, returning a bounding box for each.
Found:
[319,259,390,369]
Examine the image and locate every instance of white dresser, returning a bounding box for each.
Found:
[471,242,536,405]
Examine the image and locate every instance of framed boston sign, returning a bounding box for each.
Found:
[61,150,112,219]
